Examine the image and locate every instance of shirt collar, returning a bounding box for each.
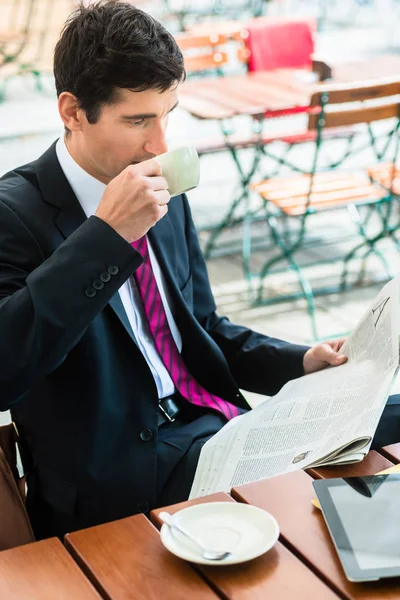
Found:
[56,136,106,218]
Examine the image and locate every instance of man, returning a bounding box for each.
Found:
[0,1,398,540]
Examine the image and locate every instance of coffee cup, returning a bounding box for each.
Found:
[155,146,200,197]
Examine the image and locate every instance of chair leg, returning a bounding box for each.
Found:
[256,212,319,340]
[340,230,394,291]
[204,142,264,259]
[342,201,395,289]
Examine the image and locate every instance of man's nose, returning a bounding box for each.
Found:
[144,125,168,157]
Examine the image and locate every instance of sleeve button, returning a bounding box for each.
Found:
[93,279,104,290]
[85,286,96,298]
[108,265,119,275]
[100,271,112,283]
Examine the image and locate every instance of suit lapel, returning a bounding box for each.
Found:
[34,142,139,346]
[148,212,177,277]
[108,293,137,343]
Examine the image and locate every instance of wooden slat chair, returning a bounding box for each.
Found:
[237,15,360,179]
[0,0,75,102]
[251,78,400,339]
[368,163,400,195]
[0,0,35,72]
[175,30,260,259]
[174,31,231,76]
[180,20,355,260]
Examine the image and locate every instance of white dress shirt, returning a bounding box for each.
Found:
[56,137,181,398]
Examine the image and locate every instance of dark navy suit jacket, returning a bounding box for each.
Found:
[0,142,307,534]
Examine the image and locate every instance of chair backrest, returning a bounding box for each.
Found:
[23,0,74,65]
[305,79,400,205]
[243,16,316,72]
[175,30,249,76]
[1,0,75,71]
[0,0,36,66]
[175,32,229,74]
[0,423,35,551]
[308,79,400,130]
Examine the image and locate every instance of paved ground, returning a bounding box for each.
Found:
[1,1,400,423]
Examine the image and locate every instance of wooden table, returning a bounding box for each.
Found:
[0,537,100,599]
[65,509,221,600]
[180,55,400,121]
[150,493,340,600]
[380,442,400,463]
[2,446,397,599]
[64,491,341,600]
[180,68,312,121]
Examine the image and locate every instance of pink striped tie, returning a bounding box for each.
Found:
[132,236,240,421]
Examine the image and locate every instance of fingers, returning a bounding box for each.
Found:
[157,204,169,221]
[155,190,171,206]
[336,338,346,351]
[321,343,347,366]
[148,176,169,191]
[131,157,162,177]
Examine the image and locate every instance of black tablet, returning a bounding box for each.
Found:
[313,474,400,582]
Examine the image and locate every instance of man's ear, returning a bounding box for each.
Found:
[58,92,85,132]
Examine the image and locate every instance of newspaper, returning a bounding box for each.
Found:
[189,276,400,499]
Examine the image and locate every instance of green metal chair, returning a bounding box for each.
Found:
[164,0,266,32]
[251,78,400,339]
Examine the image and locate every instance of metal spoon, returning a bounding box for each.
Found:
[159,511,232,561]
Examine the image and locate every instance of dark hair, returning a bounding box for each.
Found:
[54,1,185,124]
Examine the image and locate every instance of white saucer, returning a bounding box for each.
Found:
[160,502,279,565]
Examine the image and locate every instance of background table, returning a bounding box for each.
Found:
[180,55,400,121]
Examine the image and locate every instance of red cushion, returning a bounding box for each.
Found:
[246,17,316,72]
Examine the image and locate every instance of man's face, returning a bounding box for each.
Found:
[67,85,179,184]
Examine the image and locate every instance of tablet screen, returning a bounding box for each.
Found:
[313,474,400,581]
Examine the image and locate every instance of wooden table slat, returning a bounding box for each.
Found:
[232,470,400,599]
[0,537,100,600]
[65,513,217,600]
[307,450,394,480]
[151,492,341,599]
[179,56,400,121]
[379,443,400,464]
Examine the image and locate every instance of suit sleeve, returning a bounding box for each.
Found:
[182,195,309,396]
[0,198,141,410]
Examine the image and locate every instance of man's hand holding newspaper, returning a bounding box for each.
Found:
[189,276,400,500]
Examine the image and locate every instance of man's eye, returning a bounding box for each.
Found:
[132,119,145,126]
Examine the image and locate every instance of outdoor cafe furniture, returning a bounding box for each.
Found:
[1,443,400,598]
[0,0,74,102]
[63,445,400,599]
[0,536,100,599]
[177,53,400,334]
[178,56,400,221]
[250,78,400,339]
[163,0,266,32]
[64,444,400,600]
[65,492,340,600]
[176,18,382,263]
[0,0,34,70]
